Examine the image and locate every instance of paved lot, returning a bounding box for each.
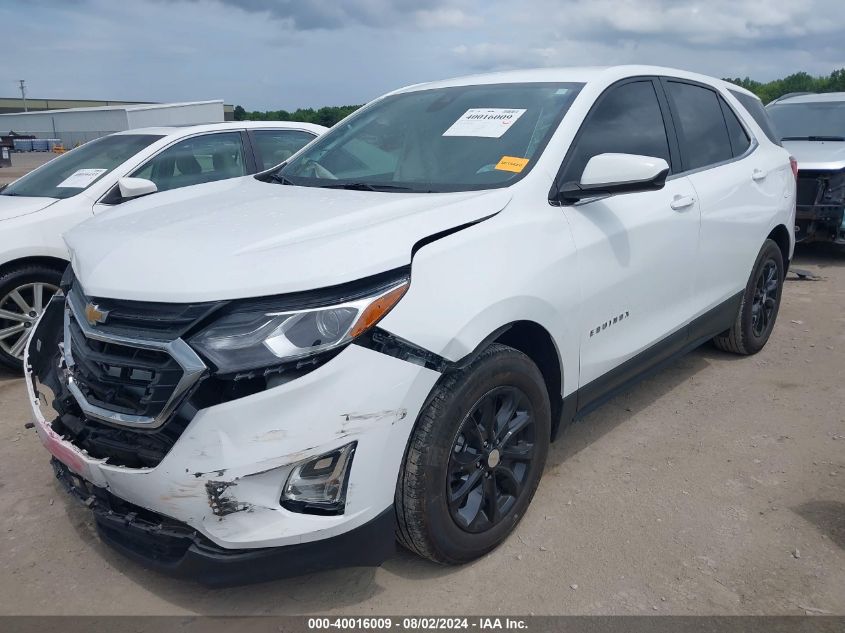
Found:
[0,245,843,616]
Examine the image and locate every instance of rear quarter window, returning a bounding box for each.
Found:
[729,89,782,146]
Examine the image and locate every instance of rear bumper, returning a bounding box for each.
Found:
[52,457,395,587]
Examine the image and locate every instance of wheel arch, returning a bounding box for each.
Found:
[767,224,792,272]
[453,320,564,440]
[0,255,69,279]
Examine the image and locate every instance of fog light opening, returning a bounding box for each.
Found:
[281,442,356,516]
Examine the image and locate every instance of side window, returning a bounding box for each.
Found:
[729,89,782,146]
[665,82,733,171]
[252,129,316,170]
[720,99,751,157]
[560,80,671,184]
[132,132,246,193]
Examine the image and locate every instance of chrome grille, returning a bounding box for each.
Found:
[63,287,206,429]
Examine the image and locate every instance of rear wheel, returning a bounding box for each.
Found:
[0,265,63,371]
[712,239,784,355]
[395,343,550,564]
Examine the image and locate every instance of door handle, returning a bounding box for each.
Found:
[670,195,696,210]
[752,168,768,181]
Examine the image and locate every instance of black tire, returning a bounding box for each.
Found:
[712,239,784,355]
[395,343,551,564]
[0,264,64,372]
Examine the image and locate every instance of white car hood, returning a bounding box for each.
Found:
[0,195,59,221]
[66,176,511,302]
[782,140,845,171]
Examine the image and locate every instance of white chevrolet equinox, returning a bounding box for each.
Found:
[25,66,796,585]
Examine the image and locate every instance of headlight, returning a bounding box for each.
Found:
[190,277,409,374]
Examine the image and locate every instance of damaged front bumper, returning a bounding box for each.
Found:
[25,295,440,583]
[795,169,845,244]
[51,457,395,586]
[795,203,845,244]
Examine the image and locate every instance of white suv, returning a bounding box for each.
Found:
[0,121,326,369]
[25,66,795,586]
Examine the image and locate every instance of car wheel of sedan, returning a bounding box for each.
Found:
[713,239,784,356]
[395,343,551,564]
[0,265,63,372]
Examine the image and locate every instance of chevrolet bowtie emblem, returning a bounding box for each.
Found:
[84,302,109,326]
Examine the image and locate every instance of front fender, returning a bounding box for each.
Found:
[379,204,580,398]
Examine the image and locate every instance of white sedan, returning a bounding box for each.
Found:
[0,121,326,369]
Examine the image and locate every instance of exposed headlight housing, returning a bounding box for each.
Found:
[282,442,356,515]
[189,275,408,374]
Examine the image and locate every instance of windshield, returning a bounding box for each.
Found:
[276,82,584,192]
[767,101,845,141]
[1,134,163,199]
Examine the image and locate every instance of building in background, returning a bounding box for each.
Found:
[0,96,235,120]
[0,100,231,147]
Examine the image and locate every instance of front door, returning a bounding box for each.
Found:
[554,78,702,406]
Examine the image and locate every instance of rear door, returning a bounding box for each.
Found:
[555,78,702,402]
[247,128,319,171]
[661,78,786,314]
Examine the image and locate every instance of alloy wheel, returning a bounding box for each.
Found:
[447,386,536,533]
[0,282,59,360]
[751,259,779,338]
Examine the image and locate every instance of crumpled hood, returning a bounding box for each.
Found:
[0,195,58,221]
[782,140,845,171]
[66,176,511,302]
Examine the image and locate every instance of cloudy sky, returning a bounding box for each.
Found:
[3,0,843,110]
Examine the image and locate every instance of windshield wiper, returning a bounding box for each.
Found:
[269,173,297,186]
[316,182,422,192]
[782,135,845,142]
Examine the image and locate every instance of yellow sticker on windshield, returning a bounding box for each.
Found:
[495,156,529,173]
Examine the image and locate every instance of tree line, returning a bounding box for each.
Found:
[724,69,845,104]
[232,68,845,124]
[233,104,361,127]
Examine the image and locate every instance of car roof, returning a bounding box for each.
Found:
[388,65,742,95]
[770,92,845,105]
[113,121,328,137]
[718,81,760,100]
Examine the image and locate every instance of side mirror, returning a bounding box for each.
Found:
[117,177,157,200]
[559,153,669,203]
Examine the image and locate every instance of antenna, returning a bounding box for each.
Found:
[18,79,27,112]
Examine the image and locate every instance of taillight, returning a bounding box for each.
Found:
[789,156,799,179]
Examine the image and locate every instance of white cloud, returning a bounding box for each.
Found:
[2,0,844,110]
[415,7,482,29]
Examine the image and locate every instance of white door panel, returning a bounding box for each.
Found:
[690,150,786,312]
[564,176,700,386]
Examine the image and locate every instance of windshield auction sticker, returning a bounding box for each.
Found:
[495,156,530,173]
[56,168,108,188]
[443,108,526,138]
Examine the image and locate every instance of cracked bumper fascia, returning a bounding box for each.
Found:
[26,323,440,550]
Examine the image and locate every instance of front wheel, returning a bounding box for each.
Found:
[395,343,551,564]
[712,239,784,355]
[0,264,63,372]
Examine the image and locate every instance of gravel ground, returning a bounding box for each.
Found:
[0,245,843,616]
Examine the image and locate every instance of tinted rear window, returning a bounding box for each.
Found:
[729,90,781,145]
[720,100,751,157]
[666,81,733,171]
